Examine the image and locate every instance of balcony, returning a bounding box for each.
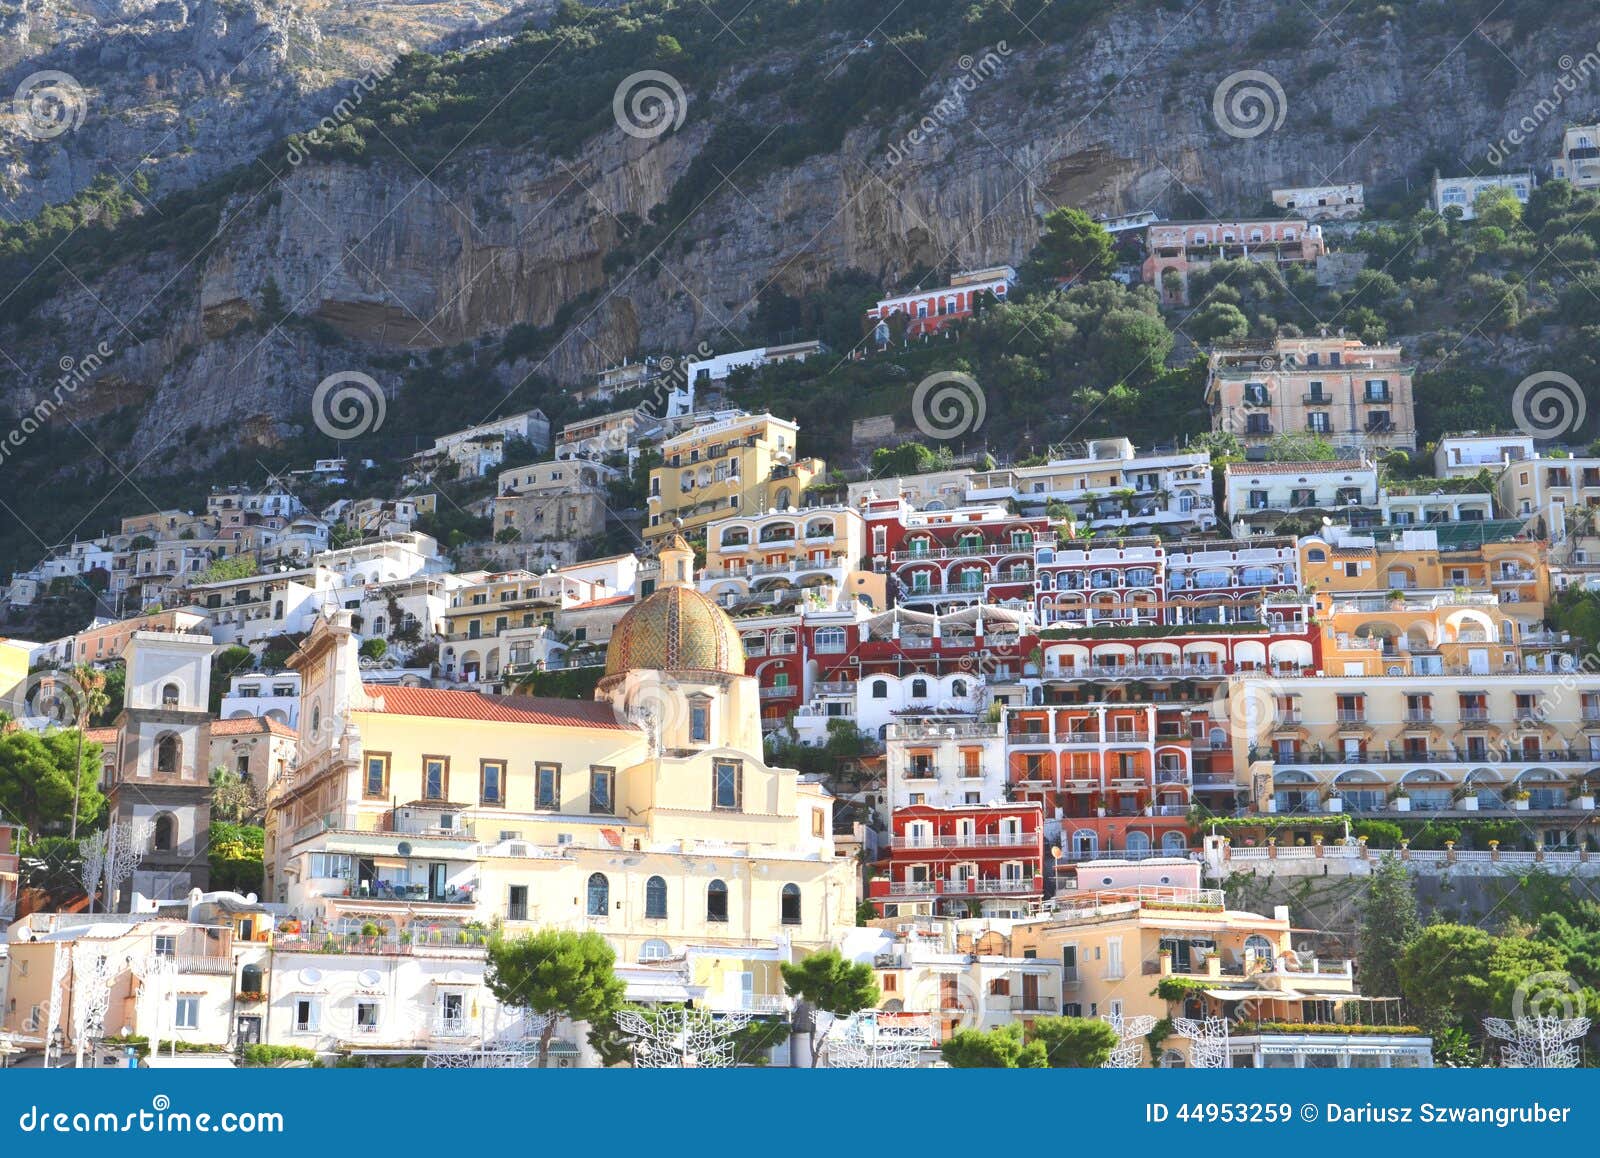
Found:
[1404,709,1433,724]
[1004,995,1058,1013]
[759,685,798,699]
[815,680,857,696]
[888,721,1003,741]
[892,832,1036,850]
[173,954,233,975]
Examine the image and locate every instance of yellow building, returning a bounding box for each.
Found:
[267,536,854,1010]
[0,638,32,717]
[1300,526,1549,628]
[1004,863,1429,1067]
[645,412,824,542]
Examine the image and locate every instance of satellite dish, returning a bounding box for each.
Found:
[397,841,413,857]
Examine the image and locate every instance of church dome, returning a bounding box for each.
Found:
[603,535,746,677]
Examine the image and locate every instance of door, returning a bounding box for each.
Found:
[1021,973,1040,1012]
[428,862,448,901]
[236,1016,262,1046]
[1468,649,1489,674]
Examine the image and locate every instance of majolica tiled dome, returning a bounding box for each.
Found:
[604,535,745,677]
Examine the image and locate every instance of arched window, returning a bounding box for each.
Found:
[815,627,847,654]
[781,884,801,926]
[706,879,729,923]
[161,682,179,707]
[952,679,968,697]
[871,680,888,699]
[1125,831,1151,853]
[645,875,668,920]
[1306,548,1326,563]
[639,938,671,962]
[586,872,609,916]
[1244,934,1275,970]
[152,813,175,852]
[911,678,929,699]
[1161,831,1188,852]
[156,735,179,775]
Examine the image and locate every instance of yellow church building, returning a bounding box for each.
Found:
[265,536,854,1005]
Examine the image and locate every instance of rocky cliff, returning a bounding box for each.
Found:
[1,0,1597,534]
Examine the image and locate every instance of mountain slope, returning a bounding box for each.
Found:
[0,0,1594,573]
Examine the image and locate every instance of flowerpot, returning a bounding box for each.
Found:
[1265,797,1278,814]
[1460,796,1479,812]
[1326,798,1343,813]
[1393,797,1411,812]
[1580,795,1595,811]
[1513,800,1529,811]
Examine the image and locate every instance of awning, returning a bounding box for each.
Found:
[1203,989,1258,1001]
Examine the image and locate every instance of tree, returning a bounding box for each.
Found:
[195,556,259,585]
[209,821,265,894]
[66,664,109,838]
[1187,301,1250,344]
[940,1022,1046,1067]
[208,645,256,715]
[870,441,946,478]
[1397,924,1497,1031]
[0,728,105,835]
[1090,308,1173,383]
[210,765,263,824]
[359,637,388,661]
[1027,1015,1119,1067]
[1264,431,1338,461]
[1358,855,1419,998]
[484,929,625,1067]
[779,948,879,1066]
[1024,206,1116,285]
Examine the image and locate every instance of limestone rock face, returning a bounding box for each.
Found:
[0,0,1592,476]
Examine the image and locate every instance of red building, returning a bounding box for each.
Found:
[864,498,1052,613]
[867,266,1016,339]
[870,801,1045,917]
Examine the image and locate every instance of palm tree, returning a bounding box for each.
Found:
[68,664,109,839]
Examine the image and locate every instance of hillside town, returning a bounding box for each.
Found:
[5,127,1600,1070]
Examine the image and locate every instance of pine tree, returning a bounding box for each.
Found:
[1359,854,1420,999]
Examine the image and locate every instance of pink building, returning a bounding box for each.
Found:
[1143,220,1324,304]
[867,266,1016,339]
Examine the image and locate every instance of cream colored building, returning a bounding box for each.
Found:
[645,413,824,542]
[1206,336,1416,453]
[1498,448,1600,542]
[1551,125,1600,189]
[266,536,855,1015]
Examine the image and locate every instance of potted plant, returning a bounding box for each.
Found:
[1388,785,1411,812]
[1510,789,1531,811]
[1452,785,1478,812]
[1325,790,1343,814]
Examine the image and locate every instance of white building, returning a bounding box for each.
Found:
[966,439,1217,534]
[1379,489,1495,526]
[1430,172,1534,220]
[684,340,825,403]
[407,410,551,480]
[1225,459,1380,529]
[1434,432,1536,477]
[1270,183,1364,221]
[221,672,303,729]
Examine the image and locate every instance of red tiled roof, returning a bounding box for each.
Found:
[567,594,634,610]
[1226,460,1369,475]
[359,684,633,730]
[211,716,298,738]
[83,727,119,744]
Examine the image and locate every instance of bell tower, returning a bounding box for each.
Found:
[106,630,216,908]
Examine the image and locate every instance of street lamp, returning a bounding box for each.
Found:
[47,1027,63,1069]
[1049,845,1063,898]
